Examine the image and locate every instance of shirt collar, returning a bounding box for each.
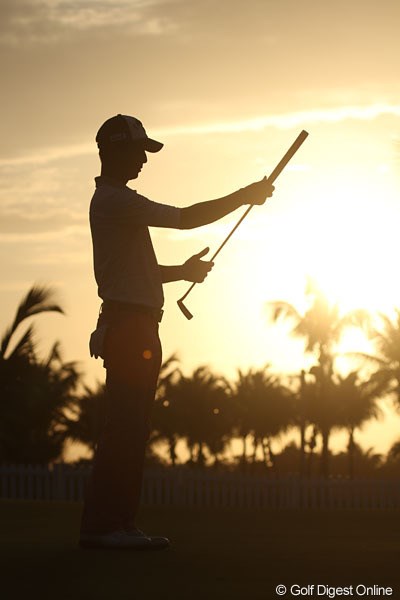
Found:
[95,175,127,190]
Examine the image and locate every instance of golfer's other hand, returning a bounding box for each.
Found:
[182,247,214,283]
[241,177,275,205]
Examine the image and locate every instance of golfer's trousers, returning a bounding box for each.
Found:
[80,309,162,534]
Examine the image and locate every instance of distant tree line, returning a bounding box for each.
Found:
[2,284,400,478]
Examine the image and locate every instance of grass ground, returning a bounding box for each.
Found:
[0,500,399,600]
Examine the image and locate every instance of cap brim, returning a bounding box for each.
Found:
[144,138,163,153]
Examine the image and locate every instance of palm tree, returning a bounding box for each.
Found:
[66,382,107,454]
[295,369,319,476]
[332,371,382,478]
[353,309,400,406]
[163,366,231,466]
[294,365,342,477]
[230,369,255,465]
[151,354,182,466]
[268,279,369,477]
[0,285,80,463]
[269,279,368,377]
[294,368,382,478]
[0,285,64,361]
[388,439,400,460]
[232,366,294,471]
[188,367,232,466]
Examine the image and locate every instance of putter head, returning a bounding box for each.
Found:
[177,299,193,320]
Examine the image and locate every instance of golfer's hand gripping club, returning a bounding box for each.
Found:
[177,129,309,320]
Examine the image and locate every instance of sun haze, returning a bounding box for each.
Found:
[1,1,400,454]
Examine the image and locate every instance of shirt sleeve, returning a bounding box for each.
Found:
[122,189,181,228]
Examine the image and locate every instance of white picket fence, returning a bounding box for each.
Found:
[1,463,400,509]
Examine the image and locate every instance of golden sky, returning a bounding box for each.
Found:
[2,0,400,454]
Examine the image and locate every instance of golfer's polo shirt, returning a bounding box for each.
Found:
[90,176,181,309]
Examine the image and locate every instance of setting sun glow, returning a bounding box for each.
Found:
[2,0,400,458]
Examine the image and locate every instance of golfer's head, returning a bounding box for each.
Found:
[96,114,163,180]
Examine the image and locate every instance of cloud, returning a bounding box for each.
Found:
[2,103,400,167]
[0,207,86,235]
[25,250,90,266]
[0,165,63,201]
[0,143,94,167]
[0,0,179,45]
[156,104,400,136]
[0,223,87,243]
[0,162,88,228]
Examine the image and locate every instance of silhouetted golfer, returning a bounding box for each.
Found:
[79,114,274,550]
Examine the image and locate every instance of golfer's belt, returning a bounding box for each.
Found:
[101,300,164,323]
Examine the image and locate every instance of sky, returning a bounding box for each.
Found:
[2,0,400,457]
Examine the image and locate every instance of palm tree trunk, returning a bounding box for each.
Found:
[168,436,176,467]
[299,370,306,476]
[348,426,355,479]
[307,425,317,478]
[252,436,258,463]
[264,437,276,472]
[187,442,195,465]
[268,438,276,471]
[299,422,306,476]
[242,434,247,463]
[261,437,268,466]
[197,442,205,466]
[320,428,330,479]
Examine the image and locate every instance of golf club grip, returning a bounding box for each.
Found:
[209,129,309,262]
[267,129,308,184]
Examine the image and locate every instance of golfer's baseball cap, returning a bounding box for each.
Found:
[96,114,163,152]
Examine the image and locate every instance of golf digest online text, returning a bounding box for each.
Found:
[274,584,393,598]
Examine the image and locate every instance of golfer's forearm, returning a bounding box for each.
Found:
[159,265,184,283]
[179,190,244,229]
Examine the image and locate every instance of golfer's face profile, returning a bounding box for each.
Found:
[126,144,147,179]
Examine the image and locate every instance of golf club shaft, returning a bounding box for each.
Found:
[178,129,309,317]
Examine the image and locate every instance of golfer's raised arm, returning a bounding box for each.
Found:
[179,178,274,230]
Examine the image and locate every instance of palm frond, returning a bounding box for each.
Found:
[13,284,64,324]
[266,300,301,324]
[337,309,371,332]
[344,351,388,367]
[1,284,64,357]
[5,324,35,361]
[389,440,400,460]
[44,341,62,369]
